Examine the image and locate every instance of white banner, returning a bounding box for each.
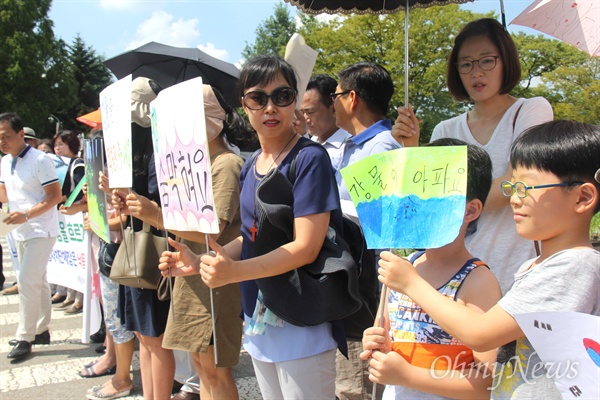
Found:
[47,213,89,291]
[6,213,102,342]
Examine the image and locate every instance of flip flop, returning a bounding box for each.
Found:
[78,365,116,378]
[86,388,131,400]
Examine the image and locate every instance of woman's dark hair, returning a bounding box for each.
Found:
[37,138,54,153]
[212,86,257,151]
[511,120,600,212]
[447,18,521,101]
[53,130,81,155]
[238,55,298,97]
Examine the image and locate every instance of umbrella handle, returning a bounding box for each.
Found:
[405,0,409,108]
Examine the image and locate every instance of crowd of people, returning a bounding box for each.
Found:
[1,17,599,400]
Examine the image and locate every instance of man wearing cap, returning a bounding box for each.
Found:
[0,112,62,361]
[23,127,39,148]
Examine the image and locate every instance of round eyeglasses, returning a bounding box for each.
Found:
[500,180,585,198]
[242,87,297,110]
[455,56,499,74]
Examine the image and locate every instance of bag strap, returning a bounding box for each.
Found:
[242,139,325,185]
[240,148,262,181]
[512,102,524,134]
[288,140,327,184]
[511,103,540,256]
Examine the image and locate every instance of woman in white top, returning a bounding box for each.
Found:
[393,18,553,292]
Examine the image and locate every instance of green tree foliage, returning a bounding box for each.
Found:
[297,4,598,141]
[531,57,600,125]
[0,0,77,137]
[241,2,297,61]
[299,5,491,142]
[67,34,113,129]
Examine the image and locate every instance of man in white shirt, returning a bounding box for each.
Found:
[300,74,351,160]
[0,112,61,361]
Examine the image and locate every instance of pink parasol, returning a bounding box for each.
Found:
[511,0,599,57]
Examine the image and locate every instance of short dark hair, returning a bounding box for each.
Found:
[0,112,24,134]
[337,62,393,117]
[212,86,256,150]
[306,74,338,108]
[427,138,492,235]
[238,55,298,97]
[511,120,600,213]
[53,130,81,155]
[447,18,521,101]
[427,138,492,204]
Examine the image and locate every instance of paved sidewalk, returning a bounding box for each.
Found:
[0,236,263,399]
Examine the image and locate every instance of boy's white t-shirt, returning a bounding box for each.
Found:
[493,248,600,399]
[430,97,553,293]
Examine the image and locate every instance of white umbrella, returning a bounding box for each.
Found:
[511,0,599,57]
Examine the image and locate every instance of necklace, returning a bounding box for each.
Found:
[250,131,297,242]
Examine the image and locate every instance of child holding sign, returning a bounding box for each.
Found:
[361,139,502,399]
[370,121,600,399]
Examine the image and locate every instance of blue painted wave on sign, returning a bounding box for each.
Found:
[355,194,466,249]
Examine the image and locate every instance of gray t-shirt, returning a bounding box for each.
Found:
[493,248,600,400]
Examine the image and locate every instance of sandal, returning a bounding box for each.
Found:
[86,382,131,400]
[54,300,74,309]
[84,359,100,368]
[79,365,116,378]
[65,303,83,314]
[51,293,67,304]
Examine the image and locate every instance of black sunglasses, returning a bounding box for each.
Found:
[242,87,297,110]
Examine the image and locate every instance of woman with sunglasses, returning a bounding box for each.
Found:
[393,18,553,293]
[160,55,345,399]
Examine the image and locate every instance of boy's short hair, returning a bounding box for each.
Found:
[337,62,393,117]
[427,138,493,204]
[428,138,492,235]
[511,120,600,212]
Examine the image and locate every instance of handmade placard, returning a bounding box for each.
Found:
[100,74,132,189]
[340,146,467,249]
[150,77,219,233]
[84,138,110,242]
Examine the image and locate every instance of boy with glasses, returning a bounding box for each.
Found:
[369,120,600,399]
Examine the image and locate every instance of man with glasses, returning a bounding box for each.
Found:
[0,112,61,361]
[331,62,400,400]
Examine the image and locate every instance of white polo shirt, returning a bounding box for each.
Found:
[311,127,351,162]
[0,145,59,240]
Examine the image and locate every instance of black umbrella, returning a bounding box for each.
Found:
[104,41,241,107]
[284,0,473,106]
